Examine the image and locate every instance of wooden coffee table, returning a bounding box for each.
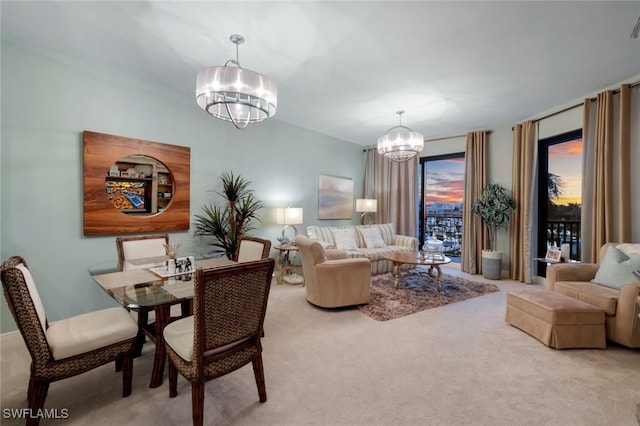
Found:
[383,252,451,291]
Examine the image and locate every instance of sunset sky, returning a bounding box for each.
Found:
[548,138,582,206]
[425,157,465,204]
[425,138,582,206]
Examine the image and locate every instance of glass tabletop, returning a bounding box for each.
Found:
[90,256,235,309]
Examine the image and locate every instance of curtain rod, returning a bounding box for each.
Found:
[530,80,640,124]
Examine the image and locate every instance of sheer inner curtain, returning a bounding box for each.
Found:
[581,84,636,261]
[461,131,488,274]
[364,148,418,237]
[509,121,537,283]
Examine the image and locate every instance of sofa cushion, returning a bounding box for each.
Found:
[358,227,387,248]
[331,228,358,250]
[377,223,395,245]
[554,281,619,316]
[345,245,414,261]
[591,245,640,290]
[616,243,640,257]
[306,226,335,245]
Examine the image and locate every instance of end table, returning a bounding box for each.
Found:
[274,245,304,285]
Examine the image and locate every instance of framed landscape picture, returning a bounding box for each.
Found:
[318,175,353,220]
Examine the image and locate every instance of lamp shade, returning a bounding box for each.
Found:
[276,207,303,225]
[356,199,377,213]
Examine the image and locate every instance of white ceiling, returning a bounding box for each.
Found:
[2,1,640,146]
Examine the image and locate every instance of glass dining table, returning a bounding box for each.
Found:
[89,256,235,388]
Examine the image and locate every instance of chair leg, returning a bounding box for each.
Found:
[191,381,205,426]
[115,358,122,372]
[121,354,133,397]
[26,377,49,426]
[252,354,267,403]
[168,360,178,398]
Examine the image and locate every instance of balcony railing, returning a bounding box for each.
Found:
[546,220,581,260]
[423,214,462,259]
[422,214,581,262]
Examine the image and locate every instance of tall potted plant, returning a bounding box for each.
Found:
[194,171,264,260]
[471,183,516,279]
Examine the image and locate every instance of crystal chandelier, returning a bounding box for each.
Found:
[196,34,277,129]
[377,110,424,162]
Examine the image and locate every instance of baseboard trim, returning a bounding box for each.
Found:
[0,330,22,344]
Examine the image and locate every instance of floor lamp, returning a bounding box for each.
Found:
[356,199,377,225]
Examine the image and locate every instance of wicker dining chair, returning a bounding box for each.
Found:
[163,258,275,426]
[1,256,138,426]
[115,234,170,271]
[235,236,272,262]
[115,234,185,330]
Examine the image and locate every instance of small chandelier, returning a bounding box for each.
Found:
[377,110,424,162]
[196,34,277,129]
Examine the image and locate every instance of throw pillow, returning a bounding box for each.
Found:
[616,243,640,257]
[591,245,640,290]
[332,228,358,251]
[358,227,387,249]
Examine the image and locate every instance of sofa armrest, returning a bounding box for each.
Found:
[546,263,599,291]
[325,249,347,260]
[613,282,640,348]
[393,235,418,249]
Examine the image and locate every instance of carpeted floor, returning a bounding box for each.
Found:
[360,269,499,321]
[1,265,639,425]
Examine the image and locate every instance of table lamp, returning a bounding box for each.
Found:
[276,205,303,243]
[356,198,377,225]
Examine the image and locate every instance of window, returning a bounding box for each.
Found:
[419,153,465,262]
[536,129,583,275]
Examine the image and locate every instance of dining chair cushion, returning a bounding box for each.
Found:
[237,240,267,263]
[16,264,47,332]
[121,238,167,260]
[164,316,250,361]
[46,307,138,360]
[163,316,194,360]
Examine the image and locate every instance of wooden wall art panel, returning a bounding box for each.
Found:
[83,131,191,235]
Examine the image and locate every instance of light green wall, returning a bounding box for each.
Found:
[0,39,364,333]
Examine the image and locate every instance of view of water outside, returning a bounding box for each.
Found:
[423,156,465,262]
[423,139,582,263]
[547,138,583,259]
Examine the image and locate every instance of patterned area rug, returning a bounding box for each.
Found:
[359,268,500,321]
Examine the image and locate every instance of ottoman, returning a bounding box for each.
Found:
[505,289,606,349]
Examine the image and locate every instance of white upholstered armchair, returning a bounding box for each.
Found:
[295,235,371,308]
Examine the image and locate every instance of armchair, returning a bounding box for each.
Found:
[546,242,640,348]
[1,256,138,426]
[295,235,371,308]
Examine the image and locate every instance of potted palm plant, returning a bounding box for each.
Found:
[194,171,264,260]
[471,183,516,279]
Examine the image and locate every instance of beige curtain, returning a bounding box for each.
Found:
[461,131,488,274]
[364,148,418,237]
[581,84,633,262]
[509,121,537,283]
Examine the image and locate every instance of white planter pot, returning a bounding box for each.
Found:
[482,250,502,280]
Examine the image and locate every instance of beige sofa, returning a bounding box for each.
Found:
[295,235,371,308]
[306,223,418,275]
[546,242,640,348]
